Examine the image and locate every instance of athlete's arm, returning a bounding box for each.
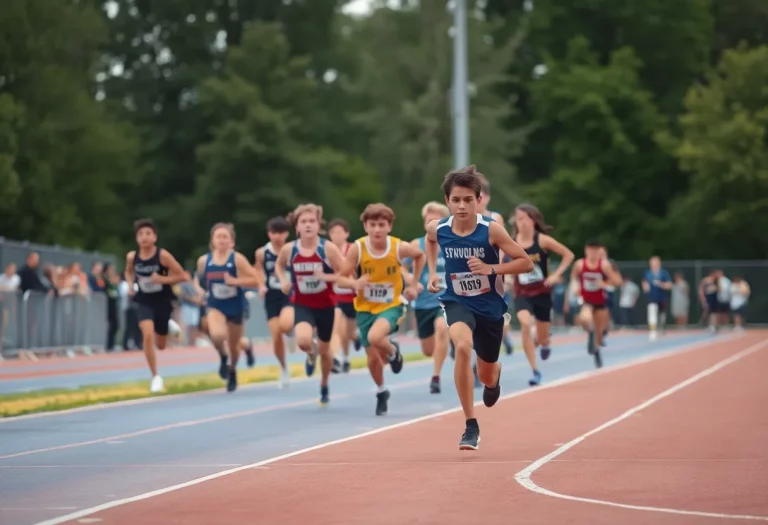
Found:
[659,269,673,290]
[399,239,419,285]
[125,252,136,296]
[478,221,534,275]
[424,220,442,292]
[600,259,622,287]
[340,240,360,278]
[224,252,261,288]
[539,234,575,284]
[155,250,190,284]
[253,248,267,290]
[398,240,425,292]
[274,242,293,286]
[317,241,365,289]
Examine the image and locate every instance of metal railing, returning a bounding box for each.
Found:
[0,237,116,271]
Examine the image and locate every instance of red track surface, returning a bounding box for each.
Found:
[54,331,768,525]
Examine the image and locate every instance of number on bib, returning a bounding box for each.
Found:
[138,276,162,294]
[518,265,544,286]
[268,274,282,290]
[363,283,395,303]
[582,274,602,292]
[297,275,327,294]
[211,282,237,300]
[450,272,491,297]
[333,283,353,295]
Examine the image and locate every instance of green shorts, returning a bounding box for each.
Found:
[356,305,404,349]
[414,307,444,339]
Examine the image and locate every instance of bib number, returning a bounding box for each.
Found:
[450,272,490,297]
[333,283,353,295]
[138,276,162,294]
[583,277,602,292]
[297,276,327,294]
[518,265,544,286]
[268,274,282,290]
[211,282,237,300]
[363,283,395,303]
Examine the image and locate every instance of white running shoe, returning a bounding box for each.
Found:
[150,375,164,393]
[278,367,291,389]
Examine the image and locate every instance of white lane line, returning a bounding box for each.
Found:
[514,338,768,521]
[33,333,750,525]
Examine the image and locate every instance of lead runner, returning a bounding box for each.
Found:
[425,165,534,450]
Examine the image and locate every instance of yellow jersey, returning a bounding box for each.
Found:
[353,235,405,314]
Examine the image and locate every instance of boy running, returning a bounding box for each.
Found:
[402,202,450,394]
[425,166,534,450]
[125,219,189,393]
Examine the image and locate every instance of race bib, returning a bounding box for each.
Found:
[333,283,354,295]
[268,274,282,290]
[363,283,395,303]
[583,277,602,292]
[297,275,327,294]
[518,265,544,285]
[450,272,490,297]
[138,276,162,294]
[211,282,237,300]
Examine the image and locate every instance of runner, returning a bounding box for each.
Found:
[570,240,622,368]
[324,203,421,416]
[254,216,295,387]
[197,223,260,392]
[327,218,362,374]
[425,165,534,450]
[510,204,574,386]
[641,255,672,341]
[598,246,621,345]
[125,219,189,393]
[402,202,451,394]
[274,204,345,406]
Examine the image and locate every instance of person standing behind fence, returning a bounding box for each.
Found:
[618,276,640,328]
[729,276,750,331]
[641,256,672,341]
[103,263,120,351]
[670,273,690,328]
[125,218,189,394]
[18,253,48,294]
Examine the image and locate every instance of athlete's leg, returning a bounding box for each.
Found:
[443,303,476,422]
[153,304,171,351]
[134,304,160,390]
[206,308,229,359]
[268,317,287,370]
[329,308,346,373]
[593,307,609,347]
[516,308,541,386]
[433,314,449,376]
[225,317,245,392]
[366,307,404,370]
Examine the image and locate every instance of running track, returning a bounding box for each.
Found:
[0,330,766,524]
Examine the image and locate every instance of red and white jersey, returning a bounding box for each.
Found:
[333,243,355,305]
[289,238,336,309]
[579,259,606,306]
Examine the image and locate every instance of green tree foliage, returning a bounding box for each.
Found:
[663,45,768,258]
[525,38,673,257]
[0,0,138,254]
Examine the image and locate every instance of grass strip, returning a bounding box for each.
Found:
[0,352,429,418]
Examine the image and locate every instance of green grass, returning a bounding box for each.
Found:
[0,352,429,418]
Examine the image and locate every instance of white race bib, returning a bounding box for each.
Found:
[138,276,162,294]
[211,282,237,299]
[363,283,395,303]
[518,265,544,285]
[582,273,602,292]
[450,272,491,297]
[297,275,327,294]
[268,274,282,290]
[333,283,354,295]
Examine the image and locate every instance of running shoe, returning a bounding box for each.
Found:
[343,360,351,373]
[429,375,441,394]
[227,369,238,392]
[459,425,480,450]
[218,354,229,380]
[305,353,317,377]
[245,344,255,368]
[388,339,404,374]
[319,385,330,406]
[528,369,542,387]
[594,348,603,369]
[375,390,390,416]
[539,346,551,360]
[331,357,342,374]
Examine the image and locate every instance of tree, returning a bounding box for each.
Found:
[187,22,382,262]
[662,45,768,259]
[0,0,138,253]
[524,38,674,257]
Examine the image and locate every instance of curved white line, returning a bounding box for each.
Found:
[514,338,768,521]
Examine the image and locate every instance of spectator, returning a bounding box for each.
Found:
[715,269,732,326]
[177,272,204,346]
[618,276,640,327]
[103,263,120,351]
[119,273,141,350]
[670,273,690,327]
[88,261,106,293]
[18,252,48,294]
[729,276,750,331]
[0,263,20,291]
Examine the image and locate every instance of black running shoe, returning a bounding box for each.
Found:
[226,368,238,392]
[429,376,440,394]
[353,337,362,352]
[218,355,229,380]
[375,390,390,416]
[594,348,603,369]
[245,346,255,368]
[342,361,351,373]
[587,330,596,355]
[319,385,330,406]
[459,425,480,450]
[388,340,403,374]
[483,363,502,407]
[539,346,551,360]
[331,357,342,374]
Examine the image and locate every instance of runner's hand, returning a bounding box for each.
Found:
[223,273,236,285]
[150,273,164,283]
[353,274,369,291]
[258,285,268,298]
[467,256,491,276]
[427,274,442,293]
[544,276,558,287]
[280,280,291,295]
[403,284,419,301]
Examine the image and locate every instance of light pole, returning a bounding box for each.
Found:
[451,0,469,170]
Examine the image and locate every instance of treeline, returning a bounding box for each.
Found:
[1,0,767,265]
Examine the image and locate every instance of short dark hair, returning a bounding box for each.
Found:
[133,218,156,235]
[327,218,350,232]
[585,239,602,248]
[266,216,290,233]
[441,164,484,198]
[360,203,395,223]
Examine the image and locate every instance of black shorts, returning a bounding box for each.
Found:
[584,302,607,311]
[712,301,729,314]
[649,300,668,313]
[294,305,335,343]
[264,290,291,320]
[414,307,443,339]
[514,294,552,323]
[134,301,172,336]
[442,301,504,364]
[336,301,356,320]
